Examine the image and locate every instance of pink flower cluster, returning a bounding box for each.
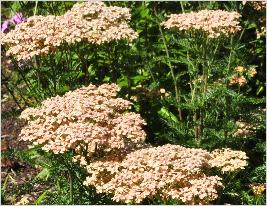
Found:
[161,10,241,38]
[208,148,248,173]
[19,84,146,154]
[83,144,247,204]
[1,2,138,60]
[229,66,257,86]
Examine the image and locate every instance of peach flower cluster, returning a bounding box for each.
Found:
[249,183,266,196]
[229,75,247,86]
[1,1,138,60]
[208,148,248,173]
[230,66,257,86]
[161,10,241,38]
[250,1,266,11]
[19,84,146,154]
[83,144,227,204]
[233,121,254,137]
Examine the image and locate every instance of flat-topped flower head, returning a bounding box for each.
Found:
[208,148,248,173]
[83,144,224,204]
[19,83,146,155]
[161,10,241,38]
[1,2,138,60]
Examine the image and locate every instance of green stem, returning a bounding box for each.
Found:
[180,1,185,13]
[224,36,234,139]
[158,23,183,121]
[16,65,40,103]
[49,55,57,95]
[68,169,73,205]
[227,36,234,74]
[34,1,38,16]
[2,82,23,110]
[154,5,182,120]
[2,71,29,107]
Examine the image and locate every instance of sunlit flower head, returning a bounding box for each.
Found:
[161,10,241,38]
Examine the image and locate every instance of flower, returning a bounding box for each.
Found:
[233,121,254,137]
[19,83,146,155]
[83,144,227,204]
[160,88,166,94]
[235,66,245,73]
[15,195,30,205]
[229,75,247,86]
[1,20,9,32]
[11,12,26,24]
[161,10,241,38]
[249,183,266,196]
[208,148,248,173]
[250,1,266,11]
[247,67,257,78]
[2,2,138,61]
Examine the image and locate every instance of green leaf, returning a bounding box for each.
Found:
[131,74,149,85]
[158,107,179,123]
[60,85,70,93]
[34,190,48,205]
[1,175,9,195]
[256,86,264,95]
[11,2,21,14]
[87,64,95,76]
[34,168,50,181]
[117,76,128,88]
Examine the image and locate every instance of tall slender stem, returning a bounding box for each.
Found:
[34,1,38,16]
[154,5,183,121]
[180,1,185,13]
[2,71,29,107]
[2,83,23,110]
[158,23,183,121]
[68,169,73,205]
[224,35,234,139]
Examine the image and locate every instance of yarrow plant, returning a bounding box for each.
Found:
[19,83,146,154]
[2,2,261,205]
[18,82,249,205]
[82,144,247,204]
[159,8,245,141]
[1,1,138,60]
[229,66,257,87]
[161,10,241,38]
[208,148,248,173]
